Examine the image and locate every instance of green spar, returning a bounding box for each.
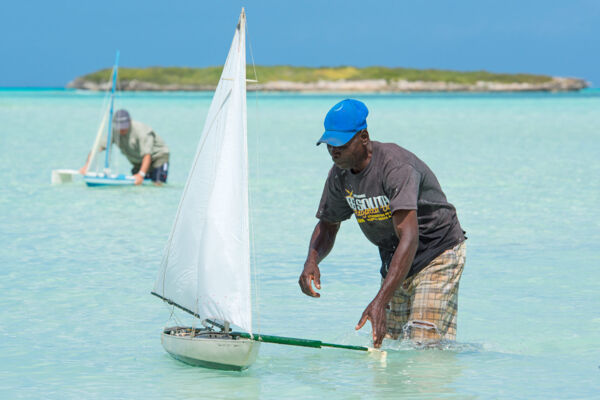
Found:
[231,332,372,352]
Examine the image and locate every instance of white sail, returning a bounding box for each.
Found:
[86,59,118,174]
[86,103,109,173]
[153,11,251,333]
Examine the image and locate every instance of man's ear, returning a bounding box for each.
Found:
[360,130,370,144]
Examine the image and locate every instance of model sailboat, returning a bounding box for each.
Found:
[152,9,385,371]
[151,8,259,370]
[51,52,133,185]
[82,51,141,187]
[51,52,148,186]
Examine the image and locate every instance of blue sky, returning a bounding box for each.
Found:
[2,0,599,87]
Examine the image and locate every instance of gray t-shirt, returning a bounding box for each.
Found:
[316,141,465,278]
[112,121,170,168]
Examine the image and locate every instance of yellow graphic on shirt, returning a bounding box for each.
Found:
[345,190,391,223]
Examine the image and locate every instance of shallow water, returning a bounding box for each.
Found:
[1,89,599,399]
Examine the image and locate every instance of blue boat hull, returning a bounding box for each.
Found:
[83,173,136,187]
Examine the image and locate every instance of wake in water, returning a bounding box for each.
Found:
[333,329,484,353]
[382,337,484,353]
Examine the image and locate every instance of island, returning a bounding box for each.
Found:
[67,66,588,92]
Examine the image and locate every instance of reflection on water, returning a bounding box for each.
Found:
[155,358,262,400]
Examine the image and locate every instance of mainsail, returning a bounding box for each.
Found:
[153,12,251,333]
[87,53,119,173]
[86,103,109,173]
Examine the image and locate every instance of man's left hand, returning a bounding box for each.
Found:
[355,299,387,348]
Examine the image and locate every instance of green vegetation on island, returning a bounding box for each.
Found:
[80,65,554,86]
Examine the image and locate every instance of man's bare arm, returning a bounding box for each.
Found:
[356,209,418,347]
[299,219,340,298]
[134,154,152,185]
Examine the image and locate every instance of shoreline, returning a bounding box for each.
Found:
[67,76,588,93]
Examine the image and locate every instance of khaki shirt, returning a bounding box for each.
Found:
[110,121,170,168]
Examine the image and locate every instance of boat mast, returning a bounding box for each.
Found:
[104,50,120,173]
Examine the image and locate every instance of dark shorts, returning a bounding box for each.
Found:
[132,162,169,183]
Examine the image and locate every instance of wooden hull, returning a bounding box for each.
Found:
[161,328,260,371]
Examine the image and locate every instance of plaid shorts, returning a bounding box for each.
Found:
[385,241,466,343]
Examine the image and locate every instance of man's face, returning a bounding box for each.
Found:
[327,131,363,170]
[114,121,130,136]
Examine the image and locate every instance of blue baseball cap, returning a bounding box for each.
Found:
[316,99,368,146]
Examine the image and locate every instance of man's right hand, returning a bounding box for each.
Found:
[299,261,321,298]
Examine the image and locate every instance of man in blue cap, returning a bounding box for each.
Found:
[80,109,170,185]
[299,99,466,348]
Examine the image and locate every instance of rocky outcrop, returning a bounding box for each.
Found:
[67,76,588,92]
[66,78,216,91]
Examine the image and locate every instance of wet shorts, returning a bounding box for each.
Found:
[385,241,466,343]
[132,162,169,183]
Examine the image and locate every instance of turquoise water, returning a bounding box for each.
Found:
[1,89,599,399]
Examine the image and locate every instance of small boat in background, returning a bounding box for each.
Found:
[82,51,139,187]
[51,51,143,187]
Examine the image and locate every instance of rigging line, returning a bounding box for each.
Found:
[110,60,120,173]
[88,105,108,173]
[112,76,121,173]
[173,313,183,328]
[163,301,181,327]
[89,69,113,173]
[168,304,184,328]
[105,54,119,172]
[97,85,110,163]
[246,20,259,88]
[246,17,261,335]
[239,13,255,336]
[163,297,187,328]
[107,67,116,172]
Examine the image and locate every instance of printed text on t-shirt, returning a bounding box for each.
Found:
[344,190,392,223]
